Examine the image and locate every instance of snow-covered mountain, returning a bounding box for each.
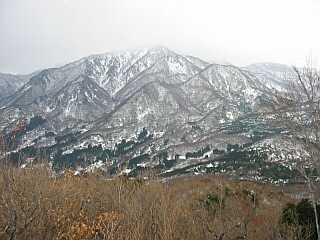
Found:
[245,62,297,91]
[0,47,308,182]
[0,73,31,101]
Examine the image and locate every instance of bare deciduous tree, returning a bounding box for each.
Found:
[270,63,320,240]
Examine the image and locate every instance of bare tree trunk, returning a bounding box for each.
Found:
[307,178,320,240]
[272,64,320,239]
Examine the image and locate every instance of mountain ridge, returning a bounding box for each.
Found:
[0,47,310,183]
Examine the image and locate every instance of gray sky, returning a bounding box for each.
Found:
[1,0,320,74]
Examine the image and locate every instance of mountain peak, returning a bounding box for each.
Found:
[148,45,171,53]
[0,47,307,183]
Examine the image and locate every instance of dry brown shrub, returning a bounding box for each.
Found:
[0,167,296,240]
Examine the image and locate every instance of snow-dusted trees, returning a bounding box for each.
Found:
[270,63,320,240]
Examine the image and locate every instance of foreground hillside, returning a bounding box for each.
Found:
[1,166,316,240]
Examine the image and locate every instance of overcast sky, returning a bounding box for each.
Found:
[1,0,320,74]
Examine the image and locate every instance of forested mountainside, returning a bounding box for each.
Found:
[0,47,314,183]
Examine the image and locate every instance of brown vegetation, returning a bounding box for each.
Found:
[0,165,300,240]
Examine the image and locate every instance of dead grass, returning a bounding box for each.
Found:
[0,166,293,240]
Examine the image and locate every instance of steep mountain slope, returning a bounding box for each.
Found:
[0,73,31,101]
[0,47,311,182]
[245,63,297,90]
[1,47,204,121]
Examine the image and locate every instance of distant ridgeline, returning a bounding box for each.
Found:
[0,48,315,183]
